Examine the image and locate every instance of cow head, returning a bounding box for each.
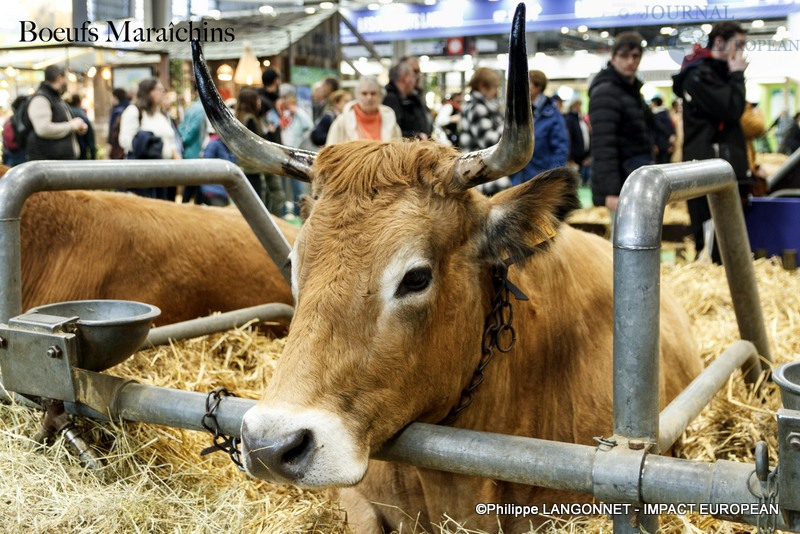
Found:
[193,4,578,488]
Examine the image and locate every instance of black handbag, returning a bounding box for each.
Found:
[128,130,163,160]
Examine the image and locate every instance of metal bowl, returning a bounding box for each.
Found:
[27,300,161,372]
[773,361,800,411]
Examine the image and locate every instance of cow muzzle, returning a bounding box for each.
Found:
[240,404,368,488]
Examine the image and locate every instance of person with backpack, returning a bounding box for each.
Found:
[108,87,130,160]
[2,96,28,166]
[25,65,87,161]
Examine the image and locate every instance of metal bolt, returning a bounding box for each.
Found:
[788,433,800,451]
[628,439,646,450]
[46,346,62,359]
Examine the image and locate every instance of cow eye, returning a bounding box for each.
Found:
[395,266,432,298]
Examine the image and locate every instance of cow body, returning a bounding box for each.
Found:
[238,140,702,532]
[20,190,295,325]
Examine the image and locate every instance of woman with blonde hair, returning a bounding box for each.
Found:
[326,77,401,145]
[309,89,352,147]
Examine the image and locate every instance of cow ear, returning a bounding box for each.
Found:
[481,167,580,265]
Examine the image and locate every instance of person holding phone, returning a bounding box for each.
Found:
[673,22,748,263]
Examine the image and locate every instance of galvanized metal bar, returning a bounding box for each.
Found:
[768,146,800,191]
[60,383,795,531]
[373,422,596,494]
[144,303,294,348]
[613,161,736,443]
[658,341,758,452]
[0,160,292,323]
[612,159,767,533]
[707,184,773,376]
[66,380,253,438]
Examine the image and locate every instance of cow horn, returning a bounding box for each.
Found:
[191,40,314,183]
[453,3,533,189]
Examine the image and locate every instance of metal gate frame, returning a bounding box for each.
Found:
[0,159,796,532]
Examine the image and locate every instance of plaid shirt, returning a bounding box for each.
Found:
[458,90,503,152]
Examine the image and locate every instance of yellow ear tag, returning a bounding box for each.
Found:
[530,218,558,247]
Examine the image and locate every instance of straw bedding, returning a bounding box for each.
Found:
[1,257,797,533]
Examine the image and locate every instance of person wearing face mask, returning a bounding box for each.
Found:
[589,31,654,219]
[25,65,88,161]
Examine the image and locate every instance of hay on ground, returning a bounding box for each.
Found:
[1,258,798,533]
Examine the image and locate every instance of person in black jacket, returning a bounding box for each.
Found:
[383,58,432,139]
[256,68,287,216]
[25,65,87,161]
[564,97,591,186]
[589,32,654,215]
[672,21,748,263]
[650,96,676,164]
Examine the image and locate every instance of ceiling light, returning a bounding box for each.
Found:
[101,67,111,80]
[751,19,764,29]
[367,3,379,9]
[304,7,316,13]
[262,59,271,67]
[577,25,588,33]
[217,64,233,82]
[660,26,674,35]
[259,5,274,14]
[560,26,569,34]
[87,66,97,78]
[600,31,609,38]
[701,23,712,33]
[320,1,334,8]
[234,43,263,86]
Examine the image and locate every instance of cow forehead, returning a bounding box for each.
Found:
[311,139,461,200]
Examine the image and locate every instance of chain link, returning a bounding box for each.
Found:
[440,264,524,425]
[200,387,244,470]
[755,469,778,534]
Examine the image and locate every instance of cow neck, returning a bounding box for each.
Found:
[438,262,528,425]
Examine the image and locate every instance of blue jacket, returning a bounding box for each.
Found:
[510,95,569,185]
[201,136,235,197]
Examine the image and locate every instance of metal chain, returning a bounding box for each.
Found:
[440,264,524,425]
[755,470,778,534]
[200,387,244,470]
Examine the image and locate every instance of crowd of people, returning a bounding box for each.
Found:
[0,25,794,242]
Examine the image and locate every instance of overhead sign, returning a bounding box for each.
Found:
[340,0,800,43]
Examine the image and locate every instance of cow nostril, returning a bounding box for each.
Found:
[281,428,313,467]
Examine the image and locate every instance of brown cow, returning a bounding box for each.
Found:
[193,6,702,532]
[19,187,295,326]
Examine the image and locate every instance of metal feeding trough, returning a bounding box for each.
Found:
[774,362,800,411]
[0,300,160,469]
[26,300,160,372]
[0,300,160,401]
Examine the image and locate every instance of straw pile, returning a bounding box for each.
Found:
[1,258,798,533]
[567,200,691,226]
